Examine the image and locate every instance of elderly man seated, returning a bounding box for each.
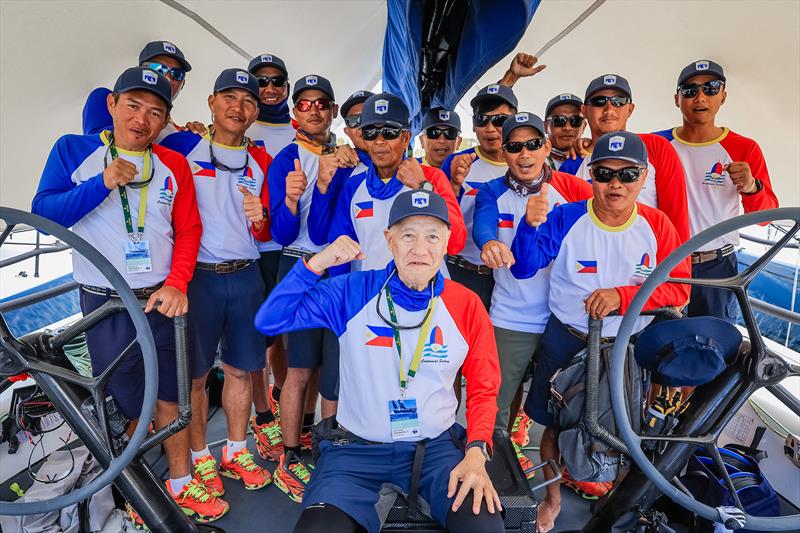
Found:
[255,188,503,533]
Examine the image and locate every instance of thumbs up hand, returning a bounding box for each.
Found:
[285,158,308,214]
[525,182,549,228]
[239,185,264,223]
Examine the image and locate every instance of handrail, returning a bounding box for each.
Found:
[0,280,79,313]
[749,297,800,326]
[740,232,799,249]
[0,243,70,269]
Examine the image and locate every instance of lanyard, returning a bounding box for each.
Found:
[108,140,151,242]
[385,285,436,397]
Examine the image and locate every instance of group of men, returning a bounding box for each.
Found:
[31,38,778,533]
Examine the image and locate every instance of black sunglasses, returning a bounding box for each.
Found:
[473,113,509,128]
[587,95,631,108]
[344,114,361,128]
[591,165,645,183]
[362,125,405,141]
[257,75,288,88]
[549,115,584,128]
[503,137,547,153]
[677,80,724,98]
[425,127,459,140]
[144,62,186,81]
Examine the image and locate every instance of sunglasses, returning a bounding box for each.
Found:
[144,62,186,81]
[587,95,631,108]
[344,114,361,128]
[295,98,333,112]
[591,166,645,183]
[472,113,509,128]
[257,75,288,88]
[677,80,725,98]
[425,127,460,140]
[361,125,405,141]
[503,137,547,153]
[549,115,584,128]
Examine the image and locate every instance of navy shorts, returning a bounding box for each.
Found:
[187,262,267,376]
[80,289,178,420]
[277,253,340,401]
[445,258,495,312]
[303,425,466,532]
[688,252,738,323]
[258,250,283,347]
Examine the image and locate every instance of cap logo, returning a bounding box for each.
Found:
[438,110,450,121]
[374,99,389,115]
[236,71,249,84]
[609,135,625,152]
[352,91,364,98]
[411,192,430,208]
[695,60,710,71]
[261,54,273,63]
[559,93,572,100]
[486,84,500,94]
[163,42,177,54]
[515,113,529,123]
[603,75,617,85]
[305,75,318,86]
[142,70,158,85]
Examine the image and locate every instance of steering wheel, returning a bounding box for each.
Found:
[610,207,800,531]
[0,207,159,516]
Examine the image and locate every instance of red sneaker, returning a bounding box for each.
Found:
[192,454,225,497]
[561,470,613,500]
[167,479,229,523]
[268,384,281,421]
[510,410,533,448]
[219,446,272,490]
[300,430,313,451]
[273,450,313,503]
[250,414,284,462]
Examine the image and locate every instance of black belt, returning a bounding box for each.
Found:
[691,244,735,265]
[446,255,492,275]
[566,325,615,345]
[80,283,162,298]
[195,259,253,274]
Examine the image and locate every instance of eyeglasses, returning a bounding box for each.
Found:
[361,125,405,141]
[548,115,584,128]
[472,113,509,128]
[144,62,186,82]
[425,127,459,140]
[344,114,362,128]
[257,75,288,88]
[587,95,631,108]
[677,80,725,98]
[503,138,547,153]
[295,98,333,112]
[591,165,645,183]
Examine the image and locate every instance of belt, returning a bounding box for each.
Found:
[80,283,162,298]
[195,259,253,274]
[446,255,492,275]
[691,244,735,265]
[281,247,314,261]
[566,325,615,345]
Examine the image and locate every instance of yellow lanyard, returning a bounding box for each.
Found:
[385,286,437,397]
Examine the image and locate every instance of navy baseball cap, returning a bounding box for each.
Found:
[341,90,374,118]
[113,67,173,110]
[634,317,742,386]
[501,112,546,143]
[388,188,450,228]
[585,74,632,101]
[248,53,289,77]
[590,131,647,167]
[292,74,334,102]
[139,41,191,72]
[545,93,583,117]
[213,68,260,100]
[421,107,461,131]
[469,84,518,111]
[360,93,410,129]
[677,59,726,87]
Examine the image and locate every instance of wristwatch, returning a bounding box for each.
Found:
[466,440,492,461]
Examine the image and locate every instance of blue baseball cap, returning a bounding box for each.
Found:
[388,188,450,228]
[292,74,335,102]
[138,40,191,72]
[341,90,374,118]
[213,68,260,100]
[469,84,518,111]
[677,59,726,87]
[421,107,461,131]
[248,53,288,77]
[634,317,742,386]
[590,131,648,167]
[360,93,410,129]
[113,67,173,110]
[585,74,632,101]
[545,93,583,117]
[501,112,546,144]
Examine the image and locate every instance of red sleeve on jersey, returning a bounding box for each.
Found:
[720,133,779,214]
[249,146,273,242]
[442,280,500,448]
[615,204,691,314]
[424,165,467,255]
[155,146,202,294]
[551,170,593,203]
[640,134,691,243]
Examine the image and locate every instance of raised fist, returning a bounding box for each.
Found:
[307,235,365,272]
[103,157,138,189]
[397,158,426,189]
[451,152,476,188]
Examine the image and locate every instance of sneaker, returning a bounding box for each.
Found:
[510,410,533,448]
[300,430,313,451]
[268,384,281,420]
[561,470,613,500]
[168,478,229,523]
[250,414,284,461]
[273,450,313,503]
[513,441,536,480]
[219,446,272,490]
[124,502,149,531]
[193,454,225,497]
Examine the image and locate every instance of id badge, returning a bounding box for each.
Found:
[388,398,420,440]
[125,240,153,273]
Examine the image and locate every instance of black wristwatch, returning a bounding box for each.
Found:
[466,440,492,461]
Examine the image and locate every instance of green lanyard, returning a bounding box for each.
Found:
[108,141,151,243]
[547,155,557,171]
[385,286,437,397]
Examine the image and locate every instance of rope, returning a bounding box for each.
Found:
[533,0,608,57]
[158,0,252,60]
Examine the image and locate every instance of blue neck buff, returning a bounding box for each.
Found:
[257,99,291,124]
[383,261,444,312]
[365,161,403,199]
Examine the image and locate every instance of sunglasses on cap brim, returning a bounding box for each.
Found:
[472,113,509,127]
[295,98,333,111]
[144,62,186,81]
[425,127,459,140]
[587,95,631,107]
[257,75,288,88]
[361,125,406,141]
[548,115,584,128]
[591,165,645,183]
[677,80,724,98]
[503,137,546,153]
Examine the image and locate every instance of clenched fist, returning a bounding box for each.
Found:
[103,157,138,189]
[285,158,308,214]
[509,53,546,79]
[725,162,757,193]
[481,240,515,269]
[397,158,427,189]
[450,152,476,195]
[307,235,365,272]
[335,145,360,168]
[239,186,264,224]
[317,153,340,194]
[525,182,550,228]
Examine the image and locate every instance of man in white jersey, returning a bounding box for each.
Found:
[543,93,585,171]
[654,60,779,322]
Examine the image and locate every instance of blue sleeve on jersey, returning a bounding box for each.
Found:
[157,130,202,156]
[510,201,586,279]
[32,135,112,227]
[440,153,455,180]
[268,144,301,246]
[82,88,113,136]
[308,165,351,246]
[652,128,675,142]
[558,156,584,176]
[324,173,367,277]
[472,178,504,250]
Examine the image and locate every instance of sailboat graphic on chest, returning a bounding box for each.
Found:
[422,326,448,359]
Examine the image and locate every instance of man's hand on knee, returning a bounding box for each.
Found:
[447,447,502,515]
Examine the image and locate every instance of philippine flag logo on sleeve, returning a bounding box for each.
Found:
[192,160,216,178]
[365,325,394,347]
[464,181,483,196]
[355,201,374,219]
[497,213,514,229]
[576,260,597,273]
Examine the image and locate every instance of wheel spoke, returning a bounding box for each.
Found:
[739,222,800,286]
[666,275,740,289]
[704,444,745,511]
[95,339,138,388]
[49,299,126,351]
[0,223,16,247]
